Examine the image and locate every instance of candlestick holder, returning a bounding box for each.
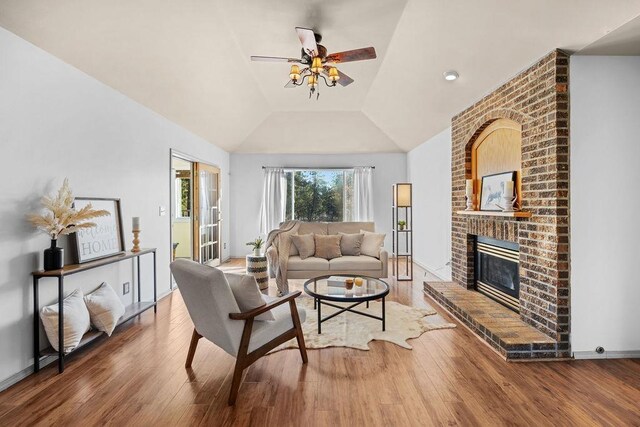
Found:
[132,229,141,253]
[465,192,474,211]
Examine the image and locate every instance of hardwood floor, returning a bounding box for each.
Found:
[1,261,639,426]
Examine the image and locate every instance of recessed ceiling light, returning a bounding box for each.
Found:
[443,70,459,81]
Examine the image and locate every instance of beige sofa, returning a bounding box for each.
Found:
[267,221,388,279]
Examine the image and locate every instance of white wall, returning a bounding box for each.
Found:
[570,56,640,357]
[229,153,407,257]
[406,128,452,279]
[0,28,230,385]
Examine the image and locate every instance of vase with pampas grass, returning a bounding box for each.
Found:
[28,179,110,270]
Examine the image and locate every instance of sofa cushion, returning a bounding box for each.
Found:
[291,234,315,259]
[329,255,382,271]
[314,234,342,260]
[288,234,299,256]
[288,256,329,271]
[360,230,386,258]
[338,232,364,256]
[328,222,374,235]
[298,222,328,236]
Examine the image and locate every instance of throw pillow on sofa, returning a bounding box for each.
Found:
[314,234,343,260]
[224,272,275,321]
[84,282,126,336]
[291,233,315,259]
[338,232,364,256]
[360,230,386,258]
[40,288,91,353]
[288,234,300,256]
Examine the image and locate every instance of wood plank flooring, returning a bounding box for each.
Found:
[0,260,638,426]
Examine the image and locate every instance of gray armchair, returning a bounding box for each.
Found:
[170,259,308,405]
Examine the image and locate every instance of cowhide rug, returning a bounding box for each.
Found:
[271,296,455,352]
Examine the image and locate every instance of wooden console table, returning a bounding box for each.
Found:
[32,248,157,374]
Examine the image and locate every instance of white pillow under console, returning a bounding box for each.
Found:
[84,282,126,336]
[40,288,91,353]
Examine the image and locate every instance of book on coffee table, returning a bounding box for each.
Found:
[327,276,346,287]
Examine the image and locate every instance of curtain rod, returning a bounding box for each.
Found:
[262,166,375,170]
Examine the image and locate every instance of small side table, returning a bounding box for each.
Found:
[246,254,269,290]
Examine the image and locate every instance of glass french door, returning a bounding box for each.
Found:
[193,163,221,266]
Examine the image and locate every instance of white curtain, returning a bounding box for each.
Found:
[352,167,374,221]
[259,168,287,234]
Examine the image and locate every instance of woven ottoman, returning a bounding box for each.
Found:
[246,255,269,290]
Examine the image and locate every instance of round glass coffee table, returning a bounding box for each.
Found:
[303,274,390,334]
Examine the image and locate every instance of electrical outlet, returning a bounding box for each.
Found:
[123,282,130,295]
[224,242,227,249]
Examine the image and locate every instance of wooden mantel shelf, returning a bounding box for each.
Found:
[456,210,531,218]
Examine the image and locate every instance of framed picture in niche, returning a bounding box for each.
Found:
[479,171,516,211]
[72,198,125,263]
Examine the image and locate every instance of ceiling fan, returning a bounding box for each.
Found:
[251,27,377,99]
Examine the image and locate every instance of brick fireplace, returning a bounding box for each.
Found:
[429,50,570,359]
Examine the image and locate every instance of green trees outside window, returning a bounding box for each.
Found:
[285,170,355,222]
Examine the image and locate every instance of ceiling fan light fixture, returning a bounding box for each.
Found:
[443,70,459,81]
[289,64,301,81]
[328,67,340,82]
[311,57,323,73]
[251,27,375,98]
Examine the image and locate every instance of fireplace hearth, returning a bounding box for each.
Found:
[475,237,519,312]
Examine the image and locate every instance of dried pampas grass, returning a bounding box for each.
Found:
[28,178,110,240]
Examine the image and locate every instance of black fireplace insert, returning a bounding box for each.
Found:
[475,236,520,312]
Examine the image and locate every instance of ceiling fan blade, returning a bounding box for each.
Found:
[251,55,301,63]
[295,27,318,57]
[325,47,377,64]
[322,66,354,87]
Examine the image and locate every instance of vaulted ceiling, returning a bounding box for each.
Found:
[1,0,639,153]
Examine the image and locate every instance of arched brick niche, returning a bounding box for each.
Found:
[468,118,523,207]
[450,50,570,357]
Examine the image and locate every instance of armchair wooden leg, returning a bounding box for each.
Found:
[229,317,254,405]
[289,300,308,364]
[185,329,202,369]
[228,360,245,406]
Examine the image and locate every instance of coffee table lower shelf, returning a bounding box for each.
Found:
[313,297,386,334]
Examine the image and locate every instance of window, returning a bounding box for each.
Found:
[285,169,355,222]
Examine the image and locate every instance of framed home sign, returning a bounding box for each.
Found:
[72,197,125,263]
[480,171,516,211]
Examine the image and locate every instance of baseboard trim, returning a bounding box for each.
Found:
[158,289,173,299]
[572,350,640,360]
[413,259,450,281]
[0,366,34,393]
